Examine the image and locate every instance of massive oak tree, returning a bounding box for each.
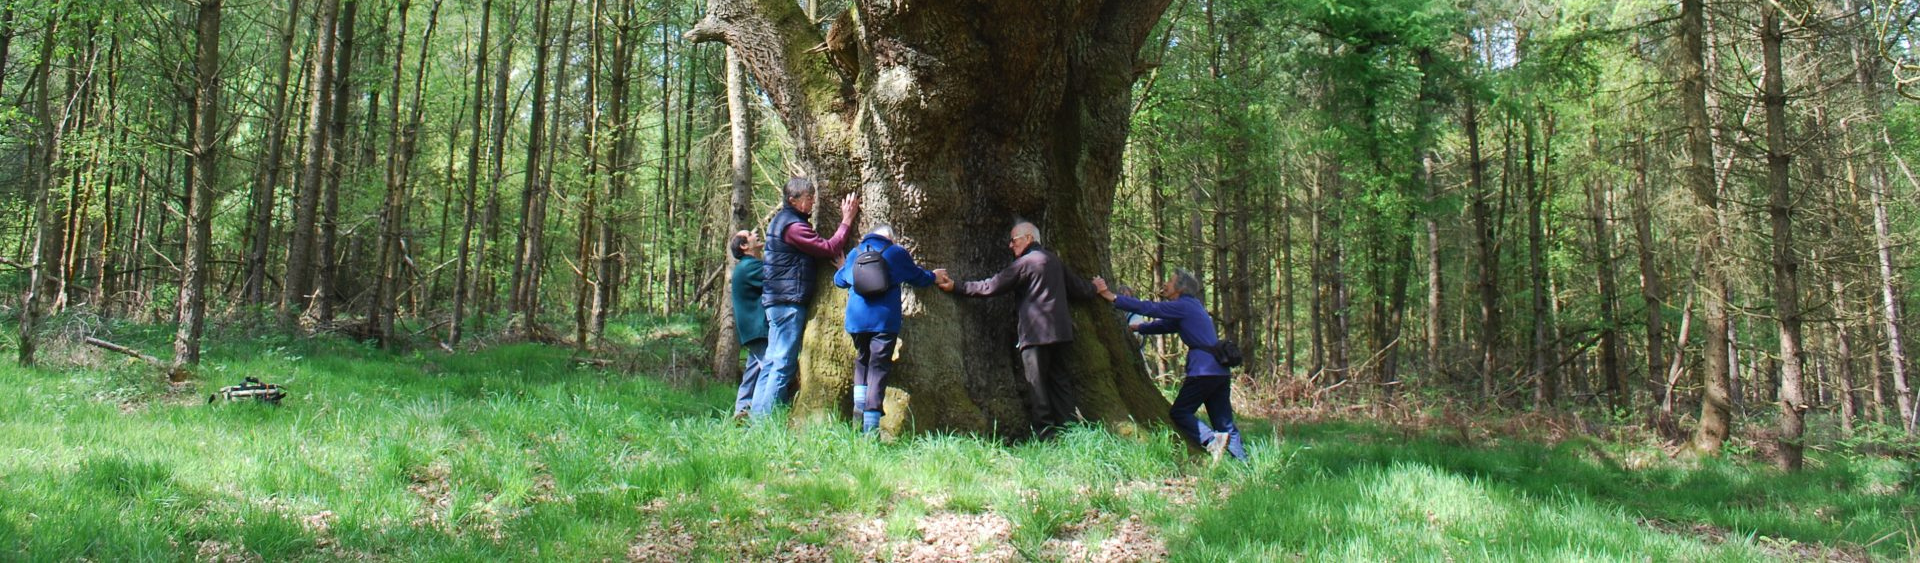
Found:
[688,0,1175,436]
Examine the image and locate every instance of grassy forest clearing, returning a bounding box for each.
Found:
[0,320,1915,561]
[5,0,1920,559]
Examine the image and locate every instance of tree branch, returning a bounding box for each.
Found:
[687,0,844,175]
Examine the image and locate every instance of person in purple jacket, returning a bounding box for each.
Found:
[1093,269,1246,461]
[832,225,945,434]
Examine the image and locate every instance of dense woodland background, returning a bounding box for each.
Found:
[1,0,1918,466]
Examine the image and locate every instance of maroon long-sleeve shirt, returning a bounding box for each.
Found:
[784,220,856,258]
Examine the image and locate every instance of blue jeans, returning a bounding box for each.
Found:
[752,304,807,418]
[1170,375,1246,459]
[732,339,767,416]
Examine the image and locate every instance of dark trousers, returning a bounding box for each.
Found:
[1019,343,1076,432]
[1170,375,1246,459]
[852,332,898,412]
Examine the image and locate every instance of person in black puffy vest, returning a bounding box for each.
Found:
[750,177,860,419]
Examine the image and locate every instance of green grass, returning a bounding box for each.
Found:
[0,324,1914,561]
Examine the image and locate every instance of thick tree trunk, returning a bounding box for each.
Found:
[1681,0,1734,454]
[283,0,343,326]
[1760,4,1806,470]
[689,0,1175,435]
[174,0,223,368]
[245,0,303,306]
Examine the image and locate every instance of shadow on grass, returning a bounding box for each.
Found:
[1173,420,1917,561]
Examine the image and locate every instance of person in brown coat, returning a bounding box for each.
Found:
[936,220,1095,438]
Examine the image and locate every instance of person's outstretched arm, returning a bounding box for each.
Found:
[889,246,937,287]
[955,261,1025,297]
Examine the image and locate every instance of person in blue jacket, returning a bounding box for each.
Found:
[1093,269,1246,461]
[832,225,945,433]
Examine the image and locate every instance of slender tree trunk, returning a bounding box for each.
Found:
[1833,271,1861,433]
[477,9,515,323]
[1681,0,1734,454]
[1309,161,1326,380]
[48,45,86,316]
[1281,187,1296,377]
[542,0,578,339]
[1842,16,1918,432]
[1867,150,1913,431]
[373,0,440,346]
[313,0,359,325]
[593,0,633,342]
[18,15,60,366]
[372,0,414,345]
[1325,163,1351,384]
[1634,132,1666,423]
[1527,114,1553,408]
[1467,89,1498,398]
[283,0,343,327]
[0,8,14,101]
[575,0,603,350]
[450,0,493,346]
[245,0,303,306]
[509,0,555,324]
[1759,3,1807,469]
[1425,150,1443,382]
[95,41,122,310]
[1587,126,1623,411]
[174,0,223,368]
[712,45,754,380]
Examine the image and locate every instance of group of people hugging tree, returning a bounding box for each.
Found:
[724,177,1246,461]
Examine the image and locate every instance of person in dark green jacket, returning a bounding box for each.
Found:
[728,230,768,419]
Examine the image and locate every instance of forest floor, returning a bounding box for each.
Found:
[1,317,1916,562]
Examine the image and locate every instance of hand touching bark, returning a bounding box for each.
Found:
[1092,276,1117,301]
[839,193,861,225]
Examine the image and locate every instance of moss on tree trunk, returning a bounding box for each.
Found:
[691,0,1175,438]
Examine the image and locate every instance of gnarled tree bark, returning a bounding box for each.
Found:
[688,0,1174,436]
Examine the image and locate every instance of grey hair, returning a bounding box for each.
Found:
[868,224,895,241]
[1011,220,1042,245]
[783,177,816,202]
[1172,269,1203,299]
